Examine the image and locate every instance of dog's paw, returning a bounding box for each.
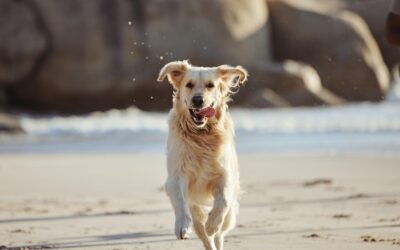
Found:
[205,212,224,236]
[175,215,192,240]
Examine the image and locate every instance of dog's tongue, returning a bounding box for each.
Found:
[198,107,216,118]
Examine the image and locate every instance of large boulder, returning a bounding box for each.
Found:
[237,61,345,107]
[3,0,271,113]
[0,0,47,86]
[268,0,390,102]
[342,0,400,70]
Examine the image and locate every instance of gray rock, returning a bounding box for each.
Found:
[268,0,390,102]
[6,0,271,112]
[238,61,345,108]
[0,112,23,134]
[1,0,392,112]
[0,0,47,86]
[343,0,400,70]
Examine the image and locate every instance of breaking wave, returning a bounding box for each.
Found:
[19,102,400,136]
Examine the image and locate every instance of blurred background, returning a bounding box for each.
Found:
[0,0,400,154]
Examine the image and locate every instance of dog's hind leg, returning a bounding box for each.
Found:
[190,205,217,250]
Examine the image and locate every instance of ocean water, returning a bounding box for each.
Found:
[1,101,400,155]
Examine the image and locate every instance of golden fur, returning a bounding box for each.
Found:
[158,60,248,250]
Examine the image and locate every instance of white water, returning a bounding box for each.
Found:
[1,102,400,155]
[18,102,400,135]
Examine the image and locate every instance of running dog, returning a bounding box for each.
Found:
[157,60,248,250]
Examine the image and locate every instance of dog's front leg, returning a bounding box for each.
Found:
[205,179,230,237]
[165,174,192,239]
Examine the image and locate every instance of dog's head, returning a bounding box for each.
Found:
[158,60,248,128]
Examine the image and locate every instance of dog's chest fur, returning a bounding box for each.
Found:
[168,109,233,205]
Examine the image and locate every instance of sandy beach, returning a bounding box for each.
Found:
[1,153,399,249]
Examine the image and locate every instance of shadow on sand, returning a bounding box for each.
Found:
[1,192,398,224]
[5,224,400,249]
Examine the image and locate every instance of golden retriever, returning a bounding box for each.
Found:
[157,60,248,250]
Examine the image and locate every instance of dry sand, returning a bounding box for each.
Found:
[0,153,400,249]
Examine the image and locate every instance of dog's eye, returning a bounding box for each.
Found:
[206,83,214,89]
[186,82,194,89]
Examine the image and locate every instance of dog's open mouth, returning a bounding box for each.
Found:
[189,106,216,126]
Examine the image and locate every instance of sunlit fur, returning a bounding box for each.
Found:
[158,61,248,250]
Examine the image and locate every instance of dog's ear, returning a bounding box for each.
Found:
[217,65,248,96]
[217,65,248,85]
[157,60,189,88]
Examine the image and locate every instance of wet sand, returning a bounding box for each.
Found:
[0,153,400,249]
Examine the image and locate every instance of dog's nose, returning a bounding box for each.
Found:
[192,95,204,108]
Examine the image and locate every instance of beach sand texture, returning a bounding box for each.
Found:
[1,153,399,249]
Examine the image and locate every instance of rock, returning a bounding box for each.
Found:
[236,61,345,107]
[0,112,23,134]
[3,0,390,112]
[268,0,390,102]
[386,65,400,102]
[0,0,48,86]
[343,0,400,70]
[5,0,271,112]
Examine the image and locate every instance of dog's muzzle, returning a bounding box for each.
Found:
[189,105,216,126]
